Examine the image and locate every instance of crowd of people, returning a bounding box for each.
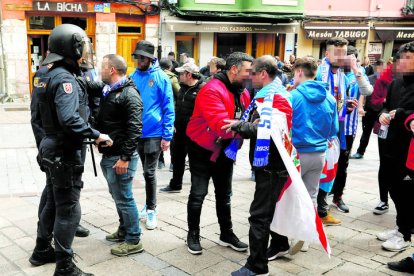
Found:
[29,23,414,276]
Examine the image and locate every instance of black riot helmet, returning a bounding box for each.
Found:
[43,24,92,66]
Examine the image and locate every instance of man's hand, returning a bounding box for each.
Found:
[221,119,239,134]
[410,120,414,133]
[346,98,358,112]
[389,109,396,119]
[348,54,359,74]
[113,159,128,175]
[96,134,113,147]
[379,113,391,126]
[161,139,170,151]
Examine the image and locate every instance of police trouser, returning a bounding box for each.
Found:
[37,139,84,259]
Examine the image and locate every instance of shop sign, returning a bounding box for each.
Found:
[368,43,383,63]
[166,22,297,34]
[33,2,87,13]
[305,28,368,40]
[375,25,414,41]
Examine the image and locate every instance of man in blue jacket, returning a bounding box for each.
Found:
[130,40,175,230]
[291,56,338,251]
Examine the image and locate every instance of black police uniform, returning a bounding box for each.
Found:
[33,62,100,267]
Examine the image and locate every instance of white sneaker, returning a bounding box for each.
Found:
[139,205,158,220]
[382,232,411,252]
[376,227,398,241]
[300,241,310,252]
[145,210,157,230]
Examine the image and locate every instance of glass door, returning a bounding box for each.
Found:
[176,34,199,65]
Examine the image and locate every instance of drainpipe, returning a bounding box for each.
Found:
[0,0,9,101]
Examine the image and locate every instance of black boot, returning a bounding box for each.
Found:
[54,255,94,276]
[75,224,90,238]
[29,238,55,266]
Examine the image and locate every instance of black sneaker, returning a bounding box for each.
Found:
[373,201,389,215]
[54,256,93,276]
[333,197,349,213]
[219,231,248,252]
[159,185,182,193]
[186,230,202,255]
[75,224,90,238]
[29,245,56,266]
[266,245,289,261]
[388,257,414,274]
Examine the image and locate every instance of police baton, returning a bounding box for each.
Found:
[84,140,97,177]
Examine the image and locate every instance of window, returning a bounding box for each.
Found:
[62,17,87,30]
[118,26,142,33]
[28,16,55,30]
[216,33,246,59]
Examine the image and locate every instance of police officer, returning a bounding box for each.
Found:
[29,24,112,276]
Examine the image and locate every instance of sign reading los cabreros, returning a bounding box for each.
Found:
[33,1,87,12]
[304,24,369,40]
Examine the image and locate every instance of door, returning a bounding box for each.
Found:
[117,17,144,75]
[252,34,275,58]
[28,35,49,92]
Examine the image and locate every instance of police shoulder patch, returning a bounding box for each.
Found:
[63,83,73,94]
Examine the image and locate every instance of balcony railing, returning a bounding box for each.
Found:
[402,0,414,15]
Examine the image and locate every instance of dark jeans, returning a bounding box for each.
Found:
[332,135,354,199]
[187,141,233,232]
[169,128,189,189]
[378,137,391,203]
[245,169,289,274]
[138,138,162,210]
[356,109,379,155]
[382,155,414,241]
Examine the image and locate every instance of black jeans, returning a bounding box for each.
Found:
[378,138,391,203]
[356,109,379,155]
[138,138,162,210]
[382,155,414,241]
[245,169,289,274]
[169,128,189,189]
[187,141,233,232]
[332,135,354,199]
[317,189,329,217]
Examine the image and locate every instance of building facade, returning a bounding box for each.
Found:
[0,0,160,99]
[160,0,304,67]
[297,0,414,63]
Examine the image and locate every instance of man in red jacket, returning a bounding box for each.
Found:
[185,52,253,255]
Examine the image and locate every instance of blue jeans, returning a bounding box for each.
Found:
[100,153,140,243]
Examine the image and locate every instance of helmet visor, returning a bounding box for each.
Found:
[81,37,95,70]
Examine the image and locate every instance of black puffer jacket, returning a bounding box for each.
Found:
[175,79,205,130]
[96,78,143,159]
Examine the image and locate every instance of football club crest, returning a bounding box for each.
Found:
[149,79,153,87]
[63,83,73,94]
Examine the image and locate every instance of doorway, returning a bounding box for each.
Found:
[176,34,199,65]
[28,35,49,89]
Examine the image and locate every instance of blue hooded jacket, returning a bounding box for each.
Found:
[130,60,175,141]
[291,80,339,153]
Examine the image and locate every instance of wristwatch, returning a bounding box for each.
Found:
[120,155,131,161]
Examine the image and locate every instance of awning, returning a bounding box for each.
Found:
[163,17,299,33]
[374,24,414,41]
[304,23,369,40]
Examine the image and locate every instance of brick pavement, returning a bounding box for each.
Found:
[0,105,413,275]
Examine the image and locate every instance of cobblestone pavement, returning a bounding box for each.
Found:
[0,106,412,275]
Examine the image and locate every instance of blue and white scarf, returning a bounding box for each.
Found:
[225,78,283,167]
[102,77,127,97]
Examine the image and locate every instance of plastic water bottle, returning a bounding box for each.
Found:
[378,124,389,139]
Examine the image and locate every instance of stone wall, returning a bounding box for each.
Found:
[95,21,117,74]
[1,19,29,99]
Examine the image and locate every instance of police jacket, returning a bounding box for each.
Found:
[32,63,100,151]
[96,78,143,160]
[31,66,49,148]
[175,79,205,131]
